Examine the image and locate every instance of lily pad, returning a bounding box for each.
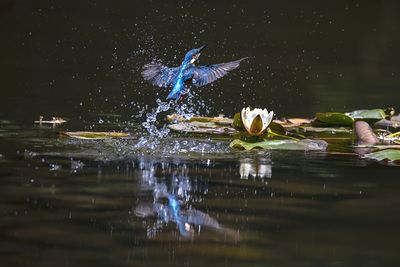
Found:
[315,112,354,126]
[375,119,400,129]
[287,118,313,126]
[391,114,400,122]
[230,139,328,151]
[346,109,386,120]
[168,122,238,135]
[363,149,400,163]
[299,126,352,133]
[380,131,400,144]
[232,112,244,129]
[167,114,233,126]
[314,109,387,127]
[60,131,130,140]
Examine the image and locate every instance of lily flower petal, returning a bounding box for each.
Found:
[241,107,274,136]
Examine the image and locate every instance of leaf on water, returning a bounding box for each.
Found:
[299,126,352,133]
[380,131,400,144]
[363,149,400,163]
[270,118,312,128]
[386,131,400,138]
[346,109,386,120]
[232,112,244,129]
[391,114,400,122]
[168,122,238,135]
[230,139,328,151]
[60,131,130,140]
[375,119,400,129]
[315,112,354,126]
[167,114,233,126]
[314,109,387,127]
[287,118,313,126]
[268,122,289,135]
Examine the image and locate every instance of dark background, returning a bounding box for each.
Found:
[1,0,400,124]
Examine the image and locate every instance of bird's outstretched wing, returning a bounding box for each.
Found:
[142,63,180,88]
[190,57,247,87]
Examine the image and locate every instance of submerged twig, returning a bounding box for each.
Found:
[34,116,67,125]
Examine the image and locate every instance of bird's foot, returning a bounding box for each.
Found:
[177,89,192,102]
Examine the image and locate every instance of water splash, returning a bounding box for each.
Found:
[134,98,171,150]
[135,92,210,151]
[141,98,171,138]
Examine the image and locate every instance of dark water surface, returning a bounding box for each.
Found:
[1,123,400,267]
[1,1,400,267]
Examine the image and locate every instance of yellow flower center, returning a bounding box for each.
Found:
[250,115,264,135]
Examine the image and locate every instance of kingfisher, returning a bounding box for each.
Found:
[142,44,247,101]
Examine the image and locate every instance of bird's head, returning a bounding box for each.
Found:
[183,44,207,64]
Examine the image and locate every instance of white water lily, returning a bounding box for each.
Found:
[241,107,274,136]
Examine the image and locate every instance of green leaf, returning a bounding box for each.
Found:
[380,131,400,144]
[364,149,400,162]
[266,128,304,140]
[386,131,400,138]
[233,112,244,129]
[346,109,386,120]
[314,109,386,127]
[315,112,354,126]
[168,122,238,135]
[299,126,352,133]
[167,114,233,125]
[268,121,287,135]
[230,139,328,151]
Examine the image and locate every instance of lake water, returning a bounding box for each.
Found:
[1,1,400,267]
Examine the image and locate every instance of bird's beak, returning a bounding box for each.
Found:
[198,44,207,53]
[190,44,207,64]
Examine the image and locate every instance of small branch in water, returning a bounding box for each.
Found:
[34,116,67,126]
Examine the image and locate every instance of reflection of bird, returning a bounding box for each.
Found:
[135,191,236,238]
[142,44,247,101]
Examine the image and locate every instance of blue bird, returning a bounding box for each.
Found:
[142,44,247,101]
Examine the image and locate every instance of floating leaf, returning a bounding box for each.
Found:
[381,131,400,144]
[230,139,328,151]
[168,122,238,135]
[299,126,352,133]
[391,114,400,122]
[232,112,244,129]
[266,128,304,140]
[167,114,233,126]
[287,118,313,126]
[314,109,387,127]
[363,149,400,163]
[375,119,400,129]
[386,131,400,138]
[315,112,354,126]
[346,109,386,120]
[60,131,130,140]
[268,122,287,135]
